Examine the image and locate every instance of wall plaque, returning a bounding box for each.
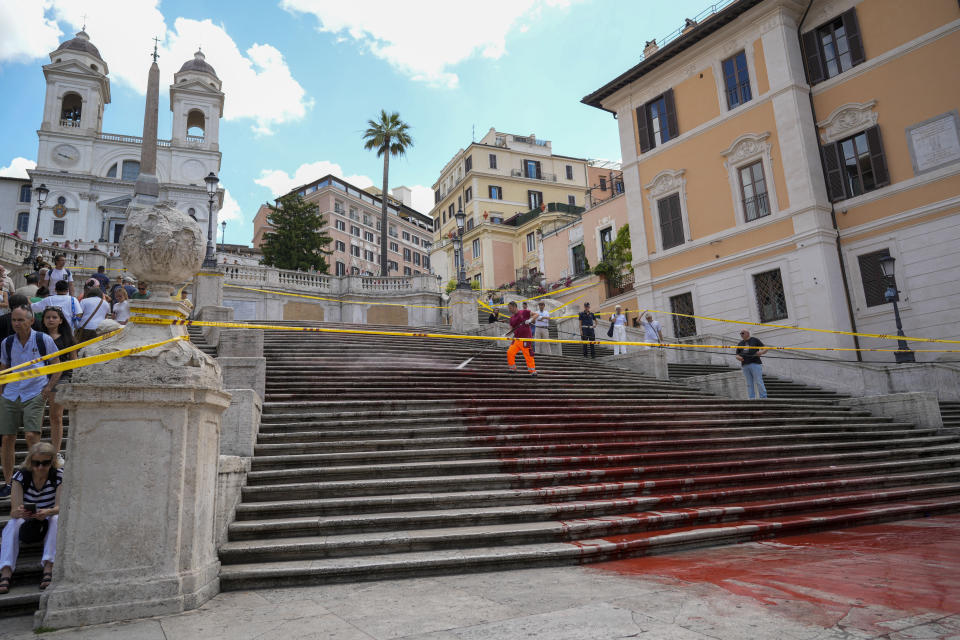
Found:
[906,110,960,175]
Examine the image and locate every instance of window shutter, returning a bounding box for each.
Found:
[801,29,825,85]
[821,142,846,201]
[663,89,679,139]
[865,125,889,187]
[636,106,651,153]
[841,8,865,66]
[658,195,683,249]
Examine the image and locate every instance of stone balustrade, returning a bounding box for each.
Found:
[220,262,440,296]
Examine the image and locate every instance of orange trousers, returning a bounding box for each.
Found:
[507,339,536,371]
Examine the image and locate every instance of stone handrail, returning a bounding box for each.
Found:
[221,263,440,296]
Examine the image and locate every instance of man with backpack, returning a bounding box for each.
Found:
[31,281,82,330]
[46,254,74,297]
[0,306,60,497]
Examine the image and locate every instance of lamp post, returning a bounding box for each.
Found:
[220,220,227,248]
[878,255,915,363]
[24,183,49,265]
[454,206,469,289]
[202,172,219,268]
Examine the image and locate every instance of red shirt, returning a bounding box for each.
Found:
[509,309,533,339]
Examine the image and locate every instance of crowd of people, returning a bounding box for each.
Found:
[0,254,153,593]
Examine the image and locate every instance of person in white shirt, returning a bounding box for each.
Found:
[111,286,130,324]
[640,313,663,349]
[610,305,628,355]
[46,255,74,297]
[533,301,552,355]
[75,287,109,341]
[31,281,82,330]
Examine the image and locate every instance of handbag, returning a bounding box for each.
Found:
[74,296,104,342]
[606,321,615,338]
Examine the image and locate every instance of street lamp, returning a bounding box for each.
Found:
[220,220,227,248]
[24,183,49,265]
[453,206,469,289]
[878,254,915,363]
[202,172,219,268]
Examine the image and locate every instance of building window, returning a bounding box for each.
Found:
[19,185,31,203]
[434,189,441,204]
[489,154,497,169]
[857,248,895,307]
[572,244,588,276]
[365,249,375,262]
[349,207,358,220]
[350,225,360,237]
[636,89,678,153]
[336,261,345,276]
[567,195,576,206]
[404,266,412,276]
[738,161,770,222]
[822,126,889,201]
[403,247,411,261]
[599,226,613,260]
[334,200,344,213]
[526,232,535,252]
[722,51,752,109]
[388,260,398,272]
[52,219,65,236]
[351,245,360,257]
[523,159,542,179]
[669,292,697,338]
[364,231,375,242]
[614,179,624,194]
[414,253,421,266]
[335,219,345,231]
[16,212,30,232]
[473,274,482,287]
[565,165,573,180]
[464,155,472,172]
[599,177,607,191]
[466,218,474,231]
[489,185,502,199]
[472,238,480,259]
[802,8,865,85]
[412,236,420,246]
[448,204,454,220]
[390,241,399,252]
[389,225,398,238]
[423,255,430,269]
[335,240,346,252]
[527,190,543,210]
[657,194,684,250]
[753,269,788,322]
[464,187,472,203]
[363,214,372,226]
[402,231,411,241]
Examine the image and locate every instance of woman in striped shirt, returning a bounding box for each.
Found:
[0,442,62,592]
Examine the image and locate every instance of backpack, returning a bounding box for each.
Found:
[3,332,48,367]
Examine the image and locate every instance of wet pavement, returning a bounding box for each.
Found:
[5,514,959,639]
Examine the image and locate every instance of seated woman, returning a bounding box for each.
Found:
[0,442,62,592]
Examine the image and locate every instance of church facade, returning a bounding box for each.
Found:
[6,30,224,247]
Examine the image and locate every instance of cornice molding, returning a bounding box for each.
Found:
[817,100,878,143]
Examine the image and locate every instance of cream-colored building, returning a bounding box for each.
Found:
[582,0,960,360]
[430,128,589,289]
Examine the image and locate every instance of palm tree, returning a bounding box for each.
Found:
[363,110,413,276]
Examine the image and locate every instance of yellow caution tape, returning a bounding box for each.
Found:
[129,306,188,318]
[0,329,124,375]
[223,284,451,310]
[0,335,188,386]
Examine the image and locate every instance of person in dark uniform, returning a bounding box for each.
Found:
[579,302,597,358]
[735,329,769,399]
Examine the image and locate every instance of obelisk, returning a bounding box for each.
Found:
[133,40,161,201]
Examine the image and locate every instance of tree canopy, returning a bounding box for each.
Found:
[260,194,333,273]
[362,110,413,276]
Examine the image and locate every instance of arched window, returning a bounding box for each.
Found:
[186,110,205,139]
[16,212,30,233]
[107,161,141,181]
[107,163,117,178]
[61,93,82,126]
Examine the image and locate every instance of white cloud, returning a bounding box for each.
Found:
[281,0,574,88]
[0,0,62,63]
[11,1,310,134]
[219,188,244,222]
[254,160,374,197]
[0,157,36,178]
[407,185,434,214]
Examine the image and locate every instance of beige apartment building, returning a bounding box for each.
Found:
[252,175,434,276]
[430,128,589,289]
[581,0,960,360]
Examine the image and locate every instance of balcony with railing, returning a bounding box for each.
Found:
[60,119,81,128]
[604,271,635,300]
[510,169,557,182]
[743,192,770,222]
[98,133,172,148]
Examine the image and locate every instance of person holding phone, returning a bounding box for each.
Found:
[0,442,63,593]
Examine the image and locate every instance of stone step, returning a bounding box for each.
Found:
[218,496,960,590]
[233,456,960,519]
[239,443,960,499]
[242,438,959,486]
[228,468,960,539]
[248,429,935,468]
[219,485,960,563]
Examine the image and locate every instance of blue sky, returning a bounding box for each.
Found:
[0,0,710,245]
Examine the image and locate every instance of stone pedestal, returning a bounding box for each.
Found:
[197,305,235,347]
[839,392,944,432]
[215,456,250,546]
[683,371,748,399]
[220,389,262,457]
[194,270,224,313]
[449,288,480,334]
[602,349,669,380]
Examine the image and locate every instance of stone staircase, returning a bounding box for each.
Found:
[668,362,851,401]
[187,326,218,356]
[216,323,960,591]
[941,402,960,431]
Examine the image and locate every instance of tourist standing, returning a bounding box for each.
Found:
[76,287,109,341]
[91,265,110,294]
[610,305,628,355]
[579,302,597,359]
[40,308,75,461]
[735,329,769,400]
[31,281,82,330]
[503,301,537,376]
[640,313,663,349]
[111,287,131,324]
[534,301,552,355]
[0,307,60,498]
[47,255,74,296]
